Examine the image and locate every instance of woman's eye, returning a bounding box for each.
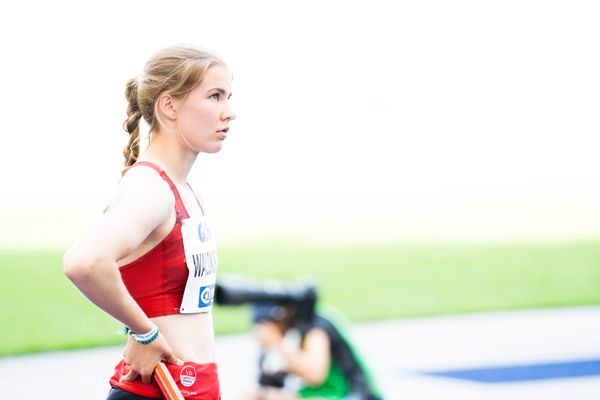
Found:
[210,93,220,101]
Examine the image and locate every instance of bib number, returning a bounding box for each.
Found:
[179,217,217,313]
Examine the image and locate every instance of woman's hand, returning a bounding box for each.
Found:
[255,321,284,348]
[120,333,183,384]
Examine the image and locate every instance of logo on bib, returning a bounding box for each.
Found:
[198,285,215,308]
[180,365,197,387]
[197,221,212,243]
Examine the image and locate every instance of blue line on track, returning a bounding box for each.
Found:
[422,359,600,383]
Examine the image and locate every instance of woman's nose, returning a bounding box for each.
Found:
[222,104,236,121]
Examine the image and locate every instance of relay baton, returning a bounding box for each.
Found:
[154,362,185,400]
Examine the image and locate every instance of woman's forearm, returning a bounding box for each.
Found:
[278,344,329,385]
[64,255,153,334]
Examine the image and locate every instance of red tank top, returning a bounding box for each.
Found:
[118,161,203,318]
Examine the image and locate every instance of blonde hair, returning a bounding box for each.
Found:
[122,45,226,172]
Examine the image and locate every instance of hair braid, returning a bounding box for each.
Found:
[122,78,142,174]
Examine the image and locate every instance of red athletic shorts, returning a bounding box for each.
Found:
[109,359,220,400]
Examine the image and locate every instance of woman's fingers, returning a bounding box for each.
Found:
[119,369,139,383]
[119,364,155,384]
[163,352,184,366]
[140,370,154,384]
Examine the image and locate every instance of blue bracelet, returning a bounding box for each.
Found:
[122,324,159,345]
[134,328,159,345]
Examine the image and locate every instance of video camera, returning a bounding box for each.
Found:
[215,275,318,328]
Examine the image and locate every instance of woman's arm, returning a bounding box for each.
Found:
[63,168,182,383]
[282,328,330,385]
[257,323,331,386]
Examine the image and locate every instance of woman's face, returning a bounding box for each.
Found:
[255,321,285,348]
[174,64,236,154]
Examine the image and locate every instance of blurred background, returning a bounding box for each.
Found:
[1,0,599,398]
[1,0,600,248]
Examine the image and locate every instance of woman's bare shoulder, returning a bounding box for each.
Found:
[107,166,175,215]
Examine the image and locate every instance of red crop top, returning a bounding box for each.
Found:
[118,161,203,318]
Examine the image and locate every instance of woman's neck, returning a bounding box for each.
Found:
[140,133,198,185]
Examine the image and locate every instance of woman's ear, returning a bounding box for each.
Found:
[157,94,177,121]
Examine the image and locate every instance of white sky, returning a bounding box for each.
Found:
[1,0,600,247]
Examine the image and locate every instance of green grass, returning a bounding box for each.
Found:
[1,240,600,356]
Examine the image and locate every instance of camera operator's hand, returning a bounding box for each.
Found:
[255,321,284,348]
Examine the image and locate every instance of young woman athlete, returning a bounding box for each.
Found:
[63,45,235,400]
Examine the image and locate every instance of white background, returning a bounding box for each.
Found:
[1,0,599,247]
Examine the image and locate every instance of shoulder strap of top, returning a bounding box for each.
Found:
[130,161,189,220]
[186,183,205,216]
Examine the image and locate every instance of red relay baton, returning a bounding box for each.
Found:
[154,362,185,400]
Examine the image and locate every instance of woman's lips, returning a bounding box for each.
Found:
[217,128,229,139]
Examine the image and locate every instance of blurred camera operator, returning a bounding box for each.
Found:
[216,277,383,400]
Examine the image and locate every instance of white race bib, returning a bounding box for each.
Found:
[179,216,217,313]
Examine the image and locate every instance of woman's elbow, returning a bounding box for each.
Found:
[303,365,329,386]
[63,248,93,284]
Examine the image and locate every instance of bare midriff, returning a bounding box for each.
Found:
[153,312,216,363]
